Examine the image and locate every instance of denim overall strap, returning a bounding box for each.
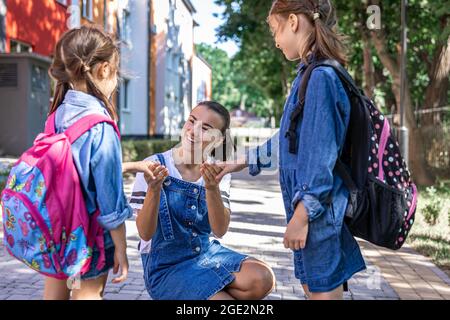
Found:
[156,153,175,241]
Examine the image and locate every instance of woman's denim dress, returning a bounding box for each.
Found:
[141,154,248,300]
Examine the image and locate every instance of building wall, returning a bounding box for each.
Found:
[152,0,197,137]
[192,54,212,106]
[117,0,149,136]
[0,0,6,52]
[5,0,68,56]
[4,0,118,57]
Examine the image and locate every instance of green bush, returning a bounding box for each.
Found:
[121,139,180,162]
[422,186,442,226]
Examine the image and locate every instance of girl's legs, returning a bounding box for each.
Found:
[302,284,312,299]
[225,259,275,300]
[209,291,235,300]
[43,277,71,300]
[307,285,343,300]
[71,273,109,300]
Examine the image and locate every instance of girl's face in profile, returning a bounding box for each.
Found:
[268,14,313,62]
[181,104,225,159]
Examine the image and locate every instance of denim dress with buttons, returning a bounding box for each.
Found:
[54,90,133,280]
[140,154,248,300]
[247,61,366,293]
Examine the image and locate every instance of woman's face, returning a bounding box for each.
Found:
[268,14,313,61]
[181,104,225,160]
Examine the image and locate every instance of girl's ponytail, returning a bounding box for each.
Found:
[48,26,120,121]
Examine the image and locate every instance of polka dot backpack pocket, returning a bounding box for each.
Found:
[287,59,418,250]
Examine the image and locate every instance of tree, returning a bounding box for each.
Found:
[215,0,449,185]
[196,43,274,119]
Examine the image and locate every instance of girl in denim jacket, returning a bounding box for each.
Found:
[217,0,366,300]
[43,26,154,300]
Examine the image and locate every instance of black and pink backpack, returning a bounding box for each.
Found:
[286,59,418,250]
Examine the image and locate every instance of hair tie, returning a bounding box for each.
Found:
[313,12,321,21]
[82,63,91,73]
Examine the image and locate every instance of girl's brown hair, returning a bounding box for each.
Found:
[48,25,120,120]
[269,0,347,66]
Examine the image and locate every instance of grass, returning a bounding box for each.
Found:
[407,182,450,278]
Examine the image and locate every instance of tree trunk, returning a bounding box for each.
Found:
[370,30,435,186]
[362,32,375,98]
[422,36,450,125]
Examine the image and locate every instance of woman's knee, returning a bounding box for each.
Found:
[246,261,275,299]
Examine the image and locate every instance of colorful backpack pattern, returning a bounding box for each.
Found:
[1,112,120,279]
[286,59,418,250]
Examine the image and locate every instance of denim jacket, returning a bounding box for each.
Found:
[54,90,132,246]
[247,61,351,223]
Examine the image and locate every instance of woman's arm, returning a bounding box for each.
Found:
[135,165,168,241]
[201,163,230,238]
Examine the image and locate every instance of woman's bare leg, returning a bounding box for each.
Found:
[209,291,235,300]
[226,259,275,300]
[309,285,343,300]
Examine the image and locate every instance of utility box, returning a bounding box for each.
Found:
[0,53,51,156]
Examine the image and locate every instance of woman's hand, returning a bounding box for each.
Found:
[145,164,169,191]
[123,161,157,179]
[284,202,309,251]
[201,163,223,190]
[112,246,129,284]
[214,156,248,182]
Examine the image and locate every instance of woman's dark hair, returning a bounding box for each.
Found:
[197,101,235,161]
[269,0,347,66]
[48,25,120,120]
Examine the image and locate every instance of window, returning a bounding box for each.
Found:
[82,0,93,21]
[10,40,32,53]
[121,7,132,45]
[120,79,131,113]
[55,0,68,6]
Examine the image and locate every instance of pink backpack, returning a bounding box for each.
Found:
[1,112,120,279]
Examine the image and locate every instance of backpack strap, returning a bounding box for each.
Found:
[285,61,320,154]
[44,112,57,134]
[287,60,364,155]
[66,114,120,144]
[45,112,120,144]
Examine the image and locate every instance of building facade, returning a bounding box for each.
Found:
[0,0,212,141]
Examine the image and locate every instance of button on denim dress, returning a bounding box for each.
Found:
[141,154,248,300]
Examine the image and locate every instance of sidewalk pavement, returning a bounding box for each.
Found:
[1,161,449,300]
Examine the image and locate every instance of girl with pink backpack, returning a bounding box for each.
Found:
[1,26,154,299]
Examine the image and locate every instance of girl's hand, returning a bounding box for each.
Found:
[215,156,247,182]
[201,163,223,190]
[112,246,129,284]
[123,161,157,179]
[145,164,169,191]
[284,203,309,251]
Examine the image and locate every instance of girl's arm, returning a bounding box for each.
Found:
[90,123,133,283]
[109,224,128,283]
[122,161,156,179]
[135,165,169,241]
[201,164,230,238]
[214,130,280,181]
